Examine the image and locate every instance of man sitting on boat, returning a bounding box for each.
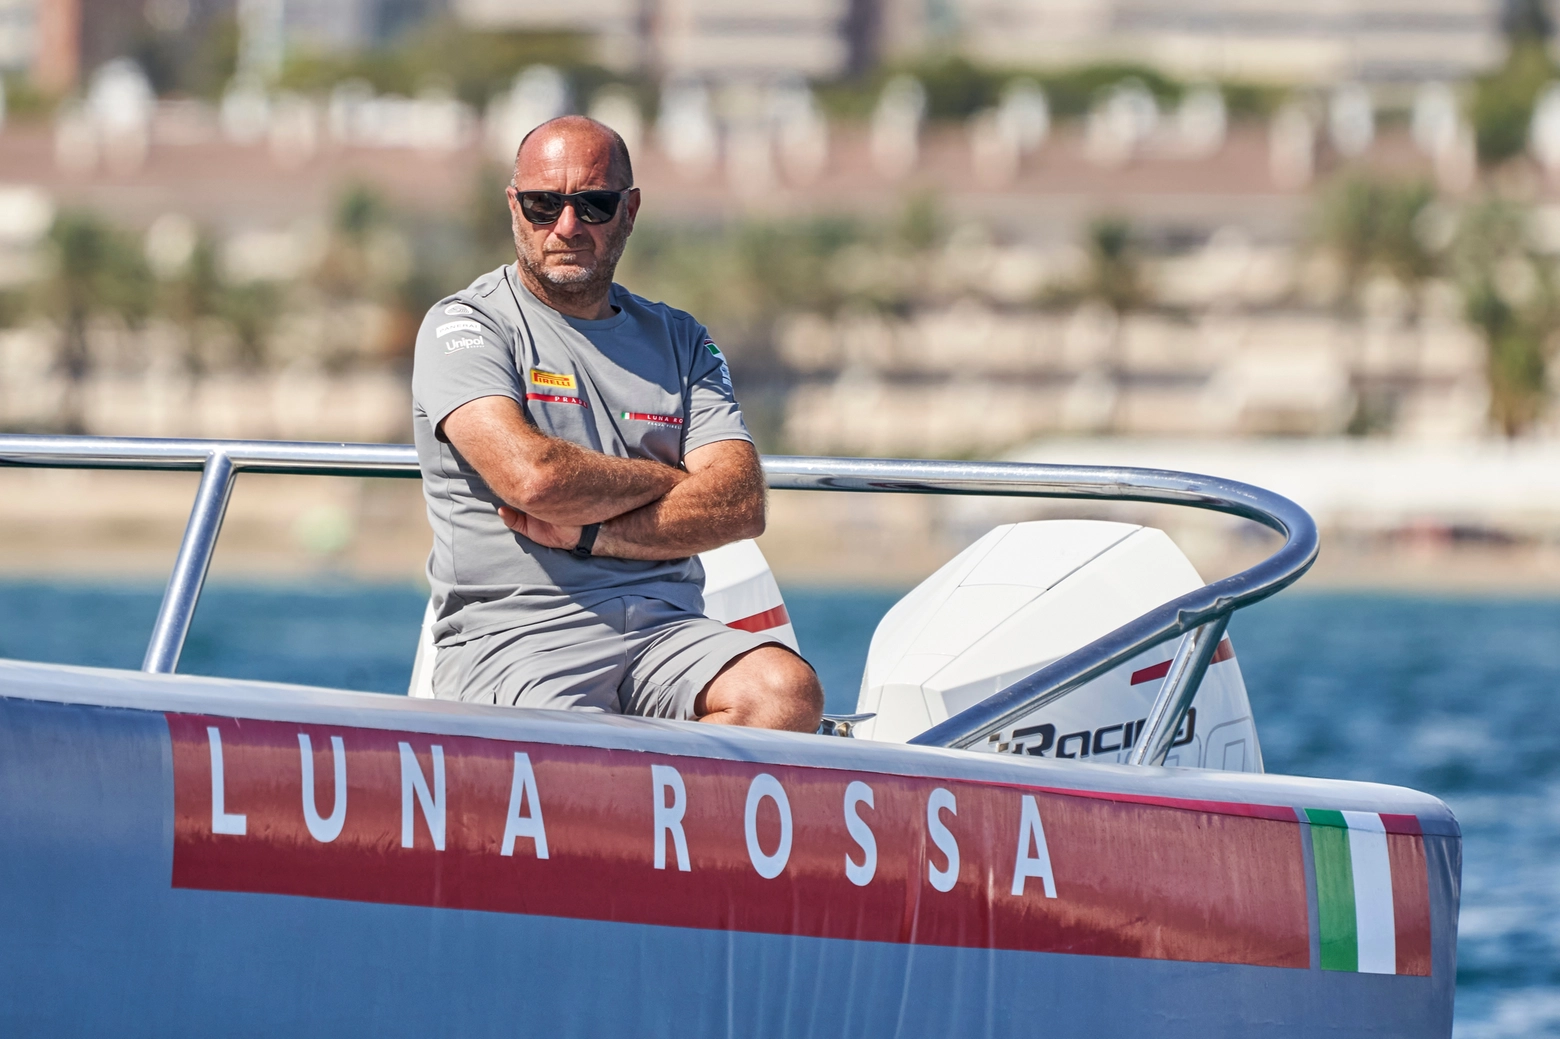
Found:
[410,116,823,732]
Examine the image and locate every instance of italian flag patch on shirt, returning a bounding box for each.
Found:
[621,411,683,426]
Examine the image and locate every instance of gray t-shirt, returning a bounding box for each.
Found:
[411,264,753,647]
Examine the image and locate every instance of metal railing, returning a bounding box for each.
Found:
[0,435,1318,763]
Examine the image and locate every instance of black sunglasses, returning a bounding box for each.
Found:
[511,188,632,226]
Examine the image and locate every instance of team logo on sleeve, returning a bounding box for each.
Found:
[703,338,732,389]
[436,319,482,337]
[444,302,473,316]
[529,368,577,391]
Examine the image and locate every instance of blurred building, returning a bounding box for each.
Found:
[283,0,443,53]
[7,0,1513,89]
[457,0,1505,84]
[13,0,237,90]
[0,0,33,73]
[24,0,209,89]
[457,0,643,71]
[10,0,442,91]
[455,0,859,78]
[945,0,1506,84]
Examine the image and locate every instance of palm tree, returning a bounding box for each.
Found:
[40,211,153,432]
[1451,197,1555,436]
[1062,216,1146,433]
[1082,216,1144,313]
[1315,176,1439,312]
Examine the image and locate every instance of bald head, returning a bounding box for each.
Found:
[514,115,634,190]
[506,114,642,317]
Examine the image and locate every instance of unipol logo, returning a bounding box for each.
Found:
[163,713,1427,971]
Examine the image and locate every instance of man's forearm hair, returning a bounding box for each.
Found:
[596,440,765,561]
[442,395,683,526]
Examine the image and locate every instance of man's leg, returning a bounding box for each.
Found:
[621,598,824,732]
[436,602,631,710]
[693,645,823,732]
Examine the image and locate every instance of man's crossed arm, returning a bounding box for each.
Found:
[439,395,765,560]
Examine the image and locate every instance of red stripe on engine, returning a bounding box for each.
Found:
[726,604,791,633]
[1130,660,1173,686]
[1130,638,1235,685]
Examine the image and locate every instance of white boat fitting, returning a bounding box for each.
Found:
[0,434,1459,1038]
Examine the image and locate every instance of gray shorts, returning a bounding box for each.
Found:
[431,595,788,719]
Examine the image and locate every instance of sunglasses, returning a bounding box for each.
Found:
[511,188,632,226]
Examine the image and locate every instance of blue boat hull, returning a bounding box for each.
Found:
[0,660,1458,1037]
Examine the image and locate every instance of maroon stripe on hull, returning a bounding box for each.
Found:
[1388,830,1434,976]
[1379,812,1423,836]
[167,713,1311,968]
[1019,786,1300,822]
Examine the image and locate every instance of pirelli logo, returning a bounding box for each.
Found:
[530,369,577,391]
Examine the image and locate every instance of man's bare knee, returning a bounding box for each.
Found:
[696,646,823,732]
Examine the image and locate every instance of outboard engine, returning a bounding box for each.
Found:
[854,521,1262,772]
[696,539,800,652]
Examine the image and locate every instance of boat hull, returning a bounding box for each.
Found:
[0,660,1458,1037]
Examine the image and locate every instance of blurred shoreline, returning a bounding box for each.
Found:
[5,447,1560,594]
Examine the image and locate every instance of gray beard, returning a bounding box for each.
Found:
[515,219,631,301]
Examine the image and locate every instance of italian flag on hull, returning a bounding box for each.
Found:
[1305,809,1433,975]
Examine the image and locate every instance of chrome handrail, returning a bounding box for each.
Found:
[0,435,1318,760]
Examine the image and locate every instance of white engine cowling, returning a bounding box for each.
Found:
[407,539,797,698]
[853,520,1262,772]
[695,539,801,652]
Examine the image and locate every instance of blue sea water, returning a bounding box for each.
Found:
[0,580,1555,1036]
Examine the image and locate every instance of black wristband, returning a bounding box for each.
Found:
[572,523,601,558]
